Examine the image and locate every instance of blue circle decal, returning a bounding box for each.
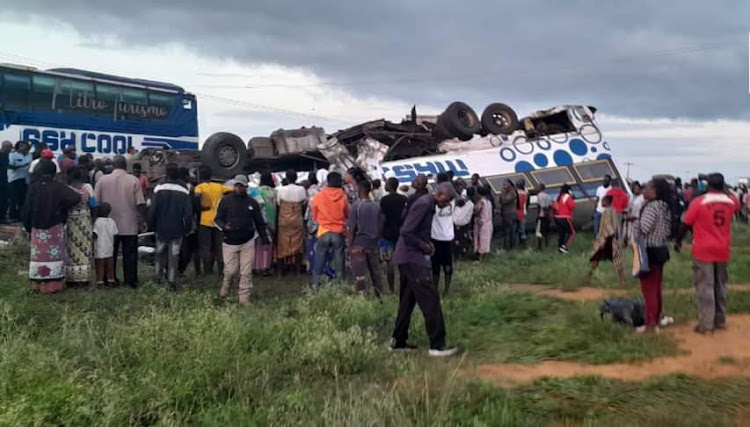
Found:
[569,138,587,156]
[500,148,516,162]
[515,161,535,172]
[597,153,612,160]
[553,150,574,166]
[533,153,548,167]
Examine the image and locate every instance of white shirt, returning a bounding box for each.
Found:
[93,217,119,258]
[431,200,455,241]
[29,158,61,175]
[595,185,610,213]
[629,194,645,219]
[276,184,308,204]
[452,200,474,227]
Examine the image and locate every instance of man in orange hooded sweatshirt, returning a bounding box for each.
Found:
[311,171,350,289]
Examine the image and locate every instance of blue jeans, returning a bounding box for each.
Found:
[312,232,345,288]
[593,211,602,236]
[515,217,527,242]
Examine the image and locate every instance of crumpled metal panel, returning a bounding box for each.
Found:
[354,137,389,181]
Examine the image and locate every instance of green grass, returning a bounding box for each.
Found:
[2,226,750,425]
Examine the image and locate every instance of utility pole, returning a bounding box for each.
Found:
[623,162,633,180]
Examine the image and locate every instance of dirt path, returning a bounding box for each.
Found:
[508,283,750,302]
[472,314,750,386]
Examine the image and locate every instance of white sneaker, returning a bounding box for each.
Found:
[558,246,569,254]
[428,346,458,357]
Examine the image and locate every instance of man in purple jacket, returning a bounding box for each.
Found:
[391,182,457,357]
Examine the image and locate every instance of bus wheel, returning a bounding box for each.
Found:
[437,102,480,141]
[481,103,518,135]
[201,132,248,179]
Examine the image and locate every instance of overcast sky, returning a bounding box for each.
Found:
[1,1,749,182]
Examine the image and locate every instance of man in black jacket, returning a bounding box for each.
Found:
[214,175,270,306]
[149,163,193,291]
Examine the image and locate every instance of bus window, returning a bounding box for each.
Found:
[573,160,616,182]
[122,88,147,105]
[31,75,57,112]
[148,92,174,107]
[96,83,122,102]
[529,167,576,187]
[3,72,31,111]
[485,172,534,193]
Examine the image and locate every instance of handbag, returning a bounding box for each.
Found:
[632,237,650,278]
[646,246,670,266]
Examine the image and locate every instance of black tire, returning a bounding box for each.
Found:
[481,103,519,135]
[201,132,248,179]
[437,102,480,141]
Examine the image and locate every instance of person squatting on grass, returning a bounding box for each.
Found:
[588,195,624,283]
[214,175,270,306]
[553,183,577,254]
[346,180,383,297]
[676,173,740,334]
[634,178,673,333]
[149,163,193,291]
[391,181,457,357]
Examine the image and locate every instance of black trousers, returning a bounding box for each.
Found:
[0,180,8,220]
[198,225,223,274]
[8,179,26,220]
[393,263,447,349]
[114,235,139,287]
[178,232,201,275]
[431,239,453,276]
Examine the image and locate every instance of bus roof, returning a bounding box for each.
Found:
[48,68,186,93]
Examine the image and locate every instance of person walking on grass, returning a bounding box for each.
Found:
[149,163,193,291]
[310,172,349,289]
[593,174,612,236]
[535,184,551,250]
[94,155,146,288]
[214,177,270,306]
[634,179,673,333]
[499,179,518,250]
[391,182,457,357]
[553,183,576,254]
[588,195,624,283]
[380,177,407,293]
[677,173,740,334]
[347,180,383,297]
[195,165,231,276]
[64,166,97,288]
[93,203,118,287]
[515,179,529,247]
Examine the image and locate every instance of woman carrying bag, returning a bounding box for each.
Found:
[634,178,673,333]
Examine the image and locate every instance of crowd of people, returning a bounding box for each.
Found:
[2,138,747,348]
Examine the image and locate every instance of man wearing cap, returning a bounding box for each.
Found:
[29,149,60,183]
[214,174,270,306]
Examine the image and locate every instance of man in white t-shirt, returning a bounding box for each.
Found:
[593,175,612,236]
[431,174,456,297]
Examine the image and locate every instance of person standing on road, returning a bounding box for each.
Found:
[194,165,231,276]
[347,180,383,297]
[535,184,551,250]
[553,183,577,254]
[7,141,32,222]
[593,175,612,236]
[391,182,457,357]
[634,178,673,333]
[94,155,146,288]
[380,177,408,293]
[310,172,349,289]
[0,141,11,223]
[677,173,740,334]
[214,177,270,306]
[150,163,193,291]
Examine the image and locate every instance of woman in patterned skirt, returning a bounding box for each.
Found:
[22,160,80,293]
[65,166,96,287]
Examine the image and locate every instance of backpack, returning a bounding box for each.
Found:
[599,298,645,327]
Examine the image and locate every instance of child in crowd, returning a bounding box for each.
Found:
[93,203,119,287]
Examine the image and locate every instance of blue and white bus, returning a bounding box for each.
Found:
[0,64,199,156]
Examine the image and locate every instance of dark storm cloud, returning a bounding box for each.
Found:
[6,0,750,119]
